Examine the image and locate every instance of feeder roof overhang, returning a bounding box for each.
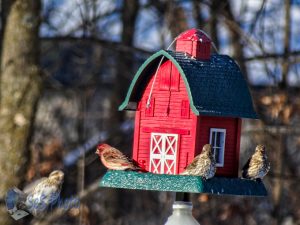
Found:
[100,171,268,197]
[119,50,258,119]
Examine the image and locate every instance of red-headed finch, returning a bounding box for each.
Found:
[181,144,216,179]
[96,143,147,172]
[242,144,270,180]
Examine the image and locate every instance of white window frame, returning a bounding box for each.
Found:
[149,133,178,174]
[209,128,226,167]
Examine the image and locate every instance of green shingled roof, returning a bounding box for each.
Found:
[119,50,258,119]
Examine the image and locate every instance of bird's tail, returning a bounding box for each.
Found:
[131,159,148,173]
[180,170,188,175]
[5,187,30,220]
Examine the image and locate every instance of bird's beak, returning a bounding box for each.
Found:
[95,149,99,154]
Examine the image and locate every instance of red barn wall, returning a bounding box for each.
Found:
[196,116,241,177]
[133,60,197,174]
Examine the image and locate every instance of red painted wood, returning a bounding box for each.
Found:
[175,135,181,174]
[159,61,171,90]
[177,28,211,42]
[175,29,211,60]
[185,152,189,170]
[132,55,241,176]
[133,58,198,174]
[170,64,180,91]
[141,127,190,135]
[145,97,155,117]
[234,118,242,177]
[196,115,239,177]
[158,61,180,92]
[176,41,193,54]
[181,100,190,118]
[191,113,199,167]
[137,101,141,110]
[132,110,141,161]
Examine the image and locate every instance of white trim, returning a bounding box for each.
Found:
[149,133,178,174]
[209,128,226,167]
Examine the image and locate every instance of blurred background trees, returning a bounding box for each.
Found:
[0,0,299,225]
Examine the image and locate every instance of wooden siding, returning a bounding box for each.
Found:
[132,59,241,177]
[132,60,197,173]
[197,116,240,177]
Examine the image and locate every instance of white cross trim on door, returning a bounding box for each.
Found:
[150,133,178,174]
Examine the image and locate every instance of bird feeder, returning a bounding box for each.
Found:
[165,201,200,225]
[100,28,267,197]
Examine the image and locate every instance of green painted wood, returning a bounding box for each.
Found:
[100,171,267,197]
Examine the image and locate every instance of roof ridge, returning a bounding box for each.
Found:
[119,49,257,119]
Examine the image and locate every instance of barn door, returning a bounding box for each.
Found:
[150,133,178,174]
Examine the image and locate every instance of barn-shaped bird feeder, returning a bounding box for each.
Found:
[100,29,267,197]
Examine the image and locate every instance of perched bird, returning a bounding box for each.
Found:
[6,170,64,220]
[96,143,147,172]
[242,145,270,180]
[181,144,216,179]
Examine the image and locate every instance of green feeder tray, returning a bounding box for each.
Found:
[100,170,267,197]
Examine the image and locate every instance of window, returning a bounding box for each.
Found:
[209,128,226,167]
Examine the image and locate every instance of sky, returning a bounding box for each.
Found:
[41,0,300,86]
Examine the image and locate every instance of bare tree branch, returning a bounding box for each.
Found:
[41,36,152,55]
[244,51,300,62]
[279,0,291,89]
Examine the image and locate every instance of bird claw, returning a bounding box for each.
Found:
[7,207,17,215]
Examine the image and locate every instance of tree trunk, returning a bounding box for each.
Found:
[106,1,139,223]
[272,133,286,225]
[0,0,13,64]
[279,0,291,89]
[192,0,205,30]
[165,3,188,39]
[0,0,42,224]
[209,0,220,50]
[221,0,248,80]
[110,0,139,126]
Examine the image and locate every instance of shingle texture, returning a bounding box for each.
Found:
[168,50,257,118]
[119,50,257,119]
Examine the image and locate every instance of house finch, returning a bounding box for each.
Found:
[96,143,147,172]
[242,145,270,180]
[181,144,216,179]
[6,170,64,220]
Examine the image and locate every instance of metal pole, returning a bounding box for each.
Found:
[164,201,200,225]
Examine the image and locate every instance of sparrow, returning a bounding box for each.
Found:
[6,170,64,220]
[96,143,147,172]
[242,145,270,180]
[181,144,216,179]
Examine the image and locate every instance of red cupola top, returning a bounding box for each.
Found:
[175,28,211,60]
